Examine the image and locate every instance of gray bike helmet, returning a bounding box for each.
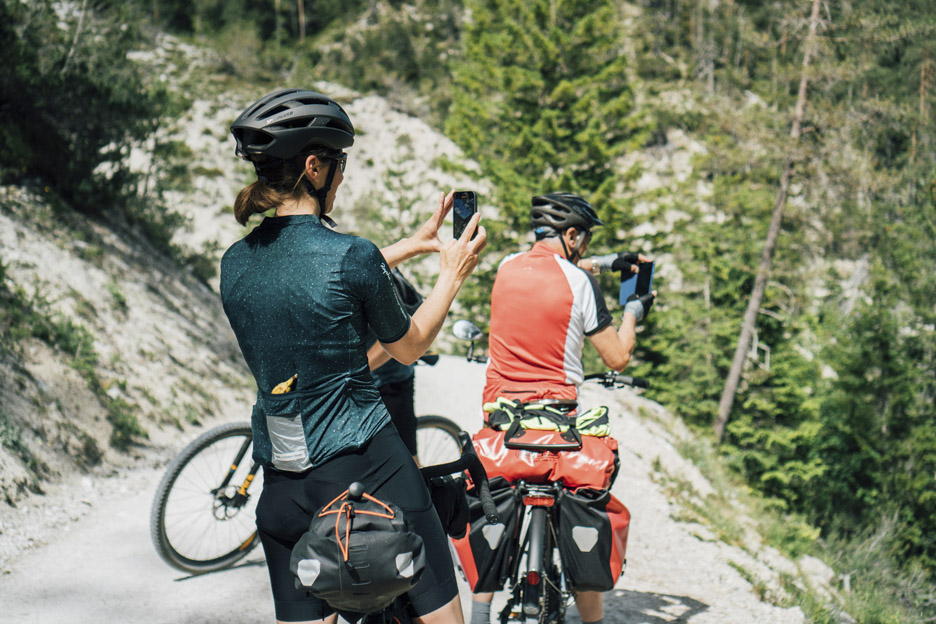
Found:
[231,89,354,163]
[530,193,603,234]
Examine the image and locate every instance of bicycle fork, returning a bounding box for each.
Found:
[212,436,259,519]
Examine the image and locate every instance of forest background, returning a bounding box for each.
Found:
[1,0,934,622]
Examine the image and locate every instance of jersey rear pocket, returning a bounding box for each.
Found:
[266,412,312,472]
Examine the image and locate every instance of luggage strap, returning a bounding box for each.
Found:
[319,489,395,563]
[483,397,612,438]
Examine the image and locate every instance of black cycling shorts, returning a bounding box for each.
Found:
[379,375,417,456]
[255,423,458,622]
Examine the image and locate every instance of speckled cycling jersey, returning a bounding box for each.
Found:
[220,214,411,469]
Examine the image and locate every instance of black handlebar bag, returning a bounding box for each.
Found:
[289,487,426,617]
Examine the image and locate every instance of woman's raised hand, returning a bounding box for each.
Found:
[378,190,455,267]
[440,211,486,285]
[410,190,455,255]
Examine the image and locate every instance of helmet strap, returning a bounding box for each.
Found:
[300,159,337,216]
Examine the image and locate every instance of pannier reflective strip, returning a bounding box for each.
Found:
[571,526,599,552]
[482,524,505,549]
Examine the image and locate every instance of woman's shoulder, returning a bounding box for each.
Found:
[340,232,382,259]
[220,235,250,264]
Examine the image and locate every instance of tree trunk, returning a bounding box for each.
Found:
[61,0,89,75]
[275,0,281,42]
[713,0,822,442]
[297,0,305,43]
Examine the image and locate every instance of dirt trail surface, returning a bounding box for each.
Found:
[0,355,804,623]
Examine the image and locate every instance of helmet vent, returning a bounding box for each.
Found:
[257,103,296,121]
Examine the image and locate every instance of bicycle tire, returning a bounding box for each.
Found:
[150,422,262,574]
[414,415,462,467]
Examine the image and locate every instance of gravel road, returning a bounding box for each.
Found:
[0,355,805,623]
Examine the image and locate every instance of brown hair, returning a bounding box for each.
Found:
[232,146,335,226]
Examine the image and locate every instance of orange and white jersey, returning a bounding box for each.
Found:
[483,242,613,405]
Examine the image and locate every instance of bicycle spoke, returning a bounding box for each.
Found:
[415,416,462,469]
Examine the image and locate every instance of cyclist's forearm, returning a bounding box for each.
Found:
[380,237,421,269]
[589,319,635,371]
[367,342,393,370]
[618,311,637,360]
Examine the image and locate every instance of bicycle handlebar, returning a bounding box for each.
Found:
[583,371,650,389]
[420,431,500,524]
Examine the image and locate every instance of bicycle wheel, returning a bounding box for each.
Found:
[150,422,263,574]
[415,415,462,467]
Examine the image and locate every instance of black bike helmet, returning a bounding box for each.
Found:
[530,193,603,233]
[231,89,355,163]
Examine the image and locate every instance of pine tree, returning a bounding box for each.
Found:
[446,0,649,233]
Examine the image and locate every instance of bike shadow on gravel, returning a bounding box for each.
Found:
[172,556,267,582]
[591,590,709,623]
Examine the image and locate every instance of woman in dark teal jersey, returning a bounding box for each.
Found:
[221,89,486,624]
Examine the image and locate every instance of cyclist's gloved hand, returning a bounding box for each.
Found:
[623,292,655,323]
[593,252,640,275]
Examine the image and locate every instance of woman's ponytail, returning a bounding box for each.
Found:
[232,146,335,226]
[234,181,283,226]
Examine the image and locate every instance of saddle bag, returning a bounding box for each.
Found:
[556,487,630,592]
[450,477,521,592]
[289,486,426,615]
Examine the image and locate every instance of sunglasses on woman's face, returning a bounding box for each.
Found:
[332,151,347,173]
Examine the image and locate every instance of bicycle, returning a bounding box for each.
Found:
[150,414,462,574]
[490,372,646,624]
[450,321,647,624]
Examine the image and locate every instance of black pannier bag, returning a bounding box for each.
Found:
[450,477,521,592]
[290,485,426,616]
[557,487,630,592]
[428,474,470,539]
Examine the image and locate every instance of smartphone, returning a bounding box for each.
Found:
[619,261,654,305]
[453,191,478,240]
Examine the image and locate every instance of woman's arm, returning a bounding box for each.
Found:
[380,190,454,268]
[367,341,393,370]
[380,212,486,364]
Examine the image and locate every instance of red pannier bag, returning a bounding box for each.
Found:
[553,435,619,490]
[472,428,619,490]
[556,487,630,592]
[472,427,557,484]
[450,477,521,592]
